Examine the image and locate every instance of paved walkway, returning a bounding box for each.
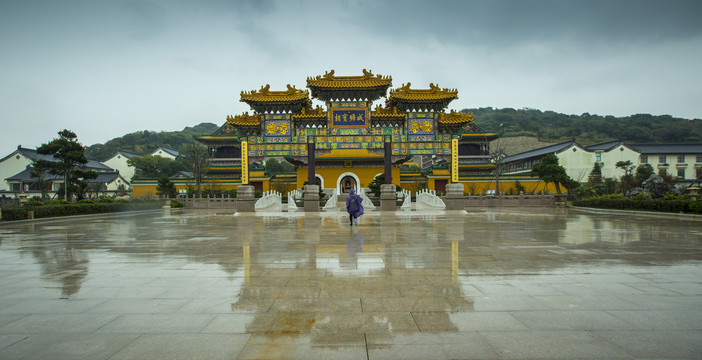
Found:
[0,208,700,359]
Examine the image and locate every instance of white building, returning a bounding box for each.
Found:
[150,147,179,160]
[102,150,142,182]
[630,144,702,183]
[1,146,115,198]
[502,140,702,187]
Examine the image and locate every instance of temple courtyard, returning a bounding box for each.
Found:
[0,207,700,359]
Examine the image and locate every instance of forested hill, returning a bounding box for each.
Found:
[85,122,219,161]
[463,107,702,145]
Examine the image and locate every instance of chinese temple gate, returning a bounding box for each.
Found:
[194,70,495,195]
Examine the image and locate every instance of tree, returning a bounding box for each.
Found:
[615,160,635,176]
[616,160,637,194]
[530,154,572,194]
[156,176,177,198]
[35,129,95,201]
[127,155,186,180]
[265,158,295,173]
[587,162,603,185]
[368,174,384,197]
[88,182,107,199]
[181,143,210,197]
[635,164,655,186]
[29,163,52,201]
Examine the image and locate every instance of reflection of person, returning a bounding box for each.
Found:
[346,227,364,258]
[346,189,364,225]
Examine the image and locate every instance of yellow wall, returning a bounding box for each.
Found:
[297,166,400,190]
[460,179,562,195]
[131,178,274,198]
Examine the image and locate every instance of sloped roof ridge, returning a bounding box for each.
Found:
[503,139,576,163]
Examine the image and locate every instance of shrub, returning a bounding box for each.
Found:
[689,200,702,214]
[1,200,162,221]
[170,199,183,208]
[573,197,690,213]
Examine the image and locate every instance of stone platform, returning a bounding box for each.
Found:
[0,208,700,359]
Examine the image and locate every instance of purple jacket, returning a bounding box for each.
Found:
[346,189,364,217]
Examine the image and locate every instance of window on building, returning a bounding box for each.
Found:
[659,155,666,164]
[596,153,601,162]
[677,155,685,163]
[697,168,702,179]
[677,168,685,178]
[696,155,702,163]
[640,155,648,164]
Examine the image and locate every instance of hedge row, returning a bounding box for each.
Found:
[1,201,163,221]
[573,198,702,214]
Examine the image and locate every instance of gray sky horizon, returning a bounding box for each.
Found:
[2,0,701,158]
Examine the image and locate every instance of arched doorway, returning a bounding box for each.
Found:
[336,172,360,194]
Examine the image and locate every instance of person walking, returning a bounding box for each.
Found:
[346,189,364,225]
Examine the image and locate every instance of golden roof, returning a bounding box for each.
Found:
[306,69,392,89]
[293,105,327,121]
[438,110,474,125]
[371,105,404,119]
[226,112,260,126]
[389,83,458,102]
[240,84,310,103]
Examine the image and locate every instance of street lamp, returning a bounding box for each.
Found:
[490,151,506,196]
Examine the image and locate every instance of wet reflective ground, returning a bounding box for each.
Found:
[0,208,701,359]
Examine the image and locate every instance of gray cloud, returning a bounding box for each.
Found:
[0,0,700,158]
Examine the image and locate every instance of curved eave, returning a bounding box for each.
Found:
[293,113,327,121]
[196,135,240,140]
[388,93,458,103]
[461,132,500,140]
[370,112,404,121]
[306,79,392,90]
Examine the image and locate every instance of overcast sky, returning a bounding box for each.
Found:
[1,0,701,157]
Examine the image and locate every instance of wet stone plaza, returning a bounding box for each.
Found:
[0,207,701,359]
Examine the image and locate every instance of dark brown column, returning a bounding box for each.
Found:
[307,142,315,185]
[384,140,392,184]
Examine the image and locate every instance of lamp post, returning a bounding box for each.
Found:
[490,151,506,196]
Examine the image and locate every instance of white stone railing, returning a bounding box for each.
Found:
[323,189,337,210]
[255,190,282,210]
[359,188,375,210]
[416,189,446,209]
[400,188,412,210]
[287,189,302,211]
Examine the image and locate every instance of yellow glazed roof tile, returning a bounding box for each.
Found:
[240,84,310,103]
[307,69,392,89]
[389,83,458,102]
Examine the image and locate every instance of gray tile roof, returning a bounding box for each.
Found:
[6,167,122,184]
[628,143,702,154]
[116,150,142,158]
[155,147,179,157]
[585,140,622,152]
[5,167,62,182]
[503,140,575,163]
[13,147,113,171]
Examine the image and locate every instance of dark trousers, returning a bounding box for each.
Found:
[349,213,355,224]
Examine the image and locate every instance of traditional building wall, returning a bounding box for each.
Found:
[102,153,136,182]
[296,166,400,193]
[0,150,33,192]
[599,145,640,179]
[460,177,561,195]
[555,144,594,183]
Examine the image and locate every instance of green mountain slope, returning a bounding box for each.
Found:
[85,123,219,161]
[463,107,702,144]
